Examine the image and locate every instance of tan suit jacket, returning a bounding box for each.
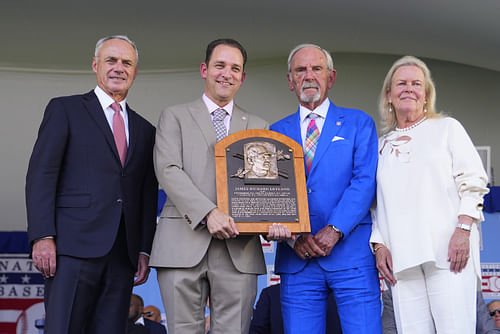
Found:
[150,98,267,274]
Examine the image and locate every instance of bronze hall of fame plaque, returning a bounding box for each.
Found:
[215,129,310,234]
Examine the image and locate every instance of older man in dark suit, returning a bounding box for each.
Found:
[26,35,157,334]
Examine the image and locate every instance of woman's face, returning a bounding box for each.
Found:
[388,65,426,115]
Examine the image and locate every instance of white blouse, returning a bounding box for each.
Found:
[370,117,489,277]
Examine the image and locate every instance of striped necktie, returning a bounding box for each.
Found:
[111,102,127,166]
[304,113,320,173]
[212,108,228,142]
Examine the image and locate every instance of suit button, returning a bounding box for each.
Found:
[307,189,312,194]
[117,199,123,203]
[184,214,192,224]
[121,172,126,177]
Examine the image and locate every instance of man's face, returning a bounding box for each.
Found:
[489,301,500,328]
[92,39,138,102]
[287,47,336,110]
[128,295,143,321]
[143,306,162,323]
[200,45,246,107]
[248,145,272,176]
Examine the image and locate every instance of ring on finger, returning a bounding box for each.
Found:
[304,252,310,258]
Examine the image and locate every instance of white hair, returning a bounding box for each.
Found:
[94,35,139,64]
[287,43,334,75]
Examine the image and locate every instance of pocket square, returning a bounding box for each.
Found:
[332,136,345,142]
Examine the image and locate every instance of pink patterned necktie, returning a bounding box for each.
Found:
[304,113,320,173]
[111,102,127,166]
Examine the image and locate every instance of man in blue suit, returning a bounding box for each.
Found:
[26,35,158,333]
[270,44,381,333]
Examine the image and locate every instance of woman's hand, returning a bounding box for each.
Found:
[374,243,397,286]
[448,229,470,273]
[448,215,473,273]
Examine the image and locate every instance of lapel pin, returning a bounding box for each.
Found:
[242,116,247,120]
[336,121,341,126]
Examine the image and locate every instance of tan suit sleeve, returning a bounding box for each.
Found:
[154,104,217,229]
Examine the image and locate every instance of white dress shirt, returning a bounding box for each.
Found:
[202,93,234,136]
[94,86,130,144]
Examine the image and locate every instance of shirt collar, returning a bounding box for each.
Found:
[134,316,145,326]
[299,98,330,123]
[202,93,234,116]
[94,86,127,112]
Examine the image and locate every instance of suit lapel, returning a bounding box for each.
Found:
[83,91,122,165]
[124,104,138,167]
[229,105,249,133]
[309,101,344,174]
[288,108,303,145]
[188,98,217,147]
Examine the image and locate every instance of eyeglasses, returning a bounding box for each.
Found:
[489,309,500,316]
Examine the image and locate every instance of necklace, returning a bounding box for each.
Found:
[395,117,427,132]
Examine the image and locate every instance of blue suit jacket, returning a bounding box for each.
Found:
[26,91,158,268]
[270,100,378,273]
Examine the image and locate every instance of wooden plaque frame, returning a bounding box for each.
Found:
[215,129,310,234]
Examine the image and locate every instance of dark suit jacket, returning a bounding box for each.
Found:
[144,318,167,334]
[128,320,150,334]
[249,284,342,334]
[26,91,158,267]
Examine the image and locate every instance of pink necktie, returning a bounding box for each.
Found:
[111,102,127,166]
[304,113,320,173]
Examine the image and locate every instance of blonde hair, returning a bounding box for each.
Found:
[379,55,441,133]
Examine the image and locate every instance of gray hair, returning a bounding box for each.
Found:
[94,35,139,64]
[287,43,334,75]
[379,55,440,134]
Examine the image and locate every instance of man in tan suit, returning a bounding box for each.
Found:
[150,39,287,334]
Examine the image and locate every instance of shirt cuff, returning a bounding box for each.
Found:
[286,235,300,249]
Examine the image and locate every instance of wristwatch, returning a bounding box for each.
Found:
[328,224,344,239]
[456,223,472,232]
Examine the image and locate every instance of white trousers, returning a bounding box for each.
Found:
[391,261,476,334]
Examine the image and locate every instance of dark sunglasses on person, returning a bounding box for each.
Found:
[489,309,500,316]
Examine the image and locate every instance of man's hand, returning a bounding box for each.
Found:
[267,223,293,241]
[293,233,325,260]
[206,208,239,239]
[313,225,341,256]
[374,244,397,286]
[133,253,151,286]
[32,238,57,278]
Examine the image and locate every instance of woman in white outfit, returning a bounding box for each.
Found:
[370,55,489,334]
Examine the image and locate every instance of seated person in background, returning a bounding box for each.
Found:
[144,305,163,323]
[249,284,342,334]
[383,288,500,333]
[129,294,168,334]
[488,300,500,329]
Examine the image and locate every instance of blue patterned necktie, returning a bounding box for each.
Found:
[212,108,228,142]
[304,113,320,173]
